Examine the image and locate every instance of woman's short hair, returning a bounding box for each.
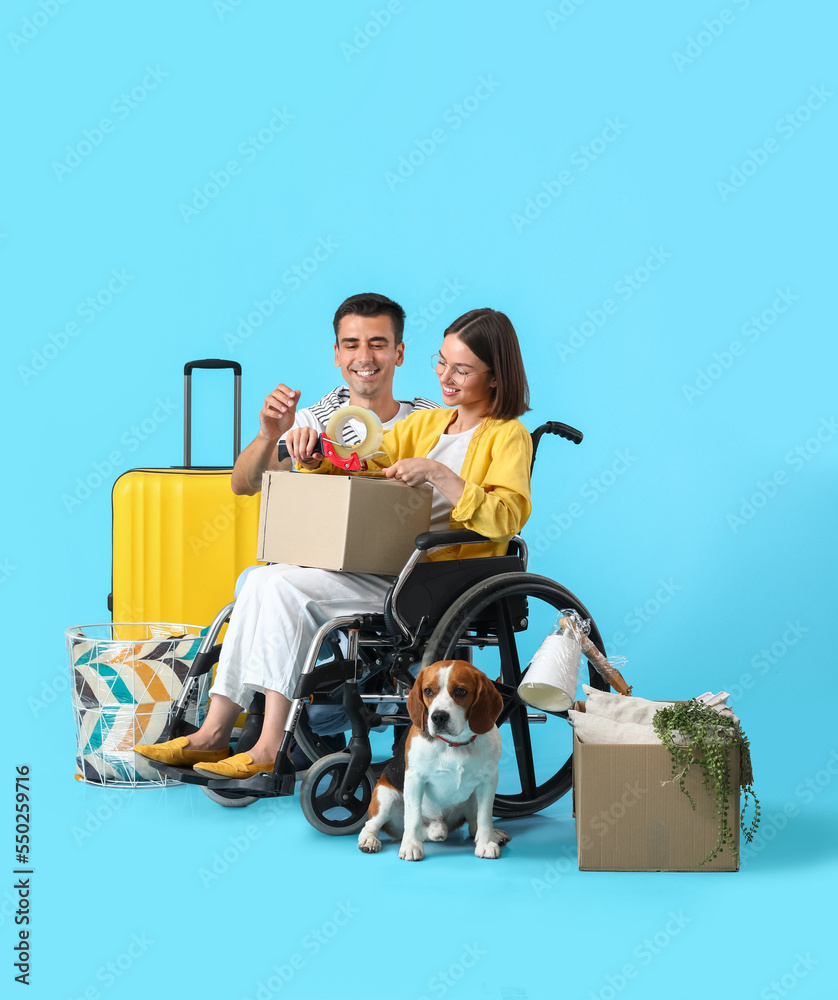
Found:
[444,308,530,420]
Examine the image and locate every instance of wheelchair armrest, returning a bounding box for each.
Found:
[413,529,491,550]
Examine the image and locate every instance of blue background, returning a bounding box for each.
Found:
[4,1,836,998]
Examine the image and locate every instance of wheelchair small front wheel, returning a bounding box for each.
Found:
[300,753,375,836]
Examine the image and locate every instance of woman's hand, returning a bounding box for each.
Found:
[381,458,439,487]
[285,427,322,468]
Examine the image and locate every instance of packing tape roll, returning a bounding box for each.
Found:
[324,406,383,460]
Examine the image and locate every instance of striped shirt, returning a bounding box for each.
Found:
[286,386,439,446]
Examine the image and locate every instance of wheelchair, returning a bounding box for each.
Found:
[148,421,611,834]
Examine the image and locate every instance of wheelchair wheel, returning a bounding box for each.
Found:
[299,752,376,836]
[422,572,609,820]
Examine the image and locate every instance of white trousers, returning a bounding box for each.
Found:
[209,563,393,706]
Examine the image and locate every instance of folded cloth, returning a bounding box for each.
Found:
[568,709,661,745]
[581,684,673,725]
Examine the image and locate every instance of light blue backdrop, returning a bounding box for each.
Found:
[5,2,836,999]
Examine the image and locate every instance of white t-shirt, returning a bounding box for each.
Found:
[424,425,478,530]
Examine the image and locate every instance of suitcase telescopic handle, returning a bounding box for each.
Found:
[183,359,242,468]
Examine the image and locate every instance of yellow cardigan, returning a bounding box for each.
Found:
[301,408,532,561]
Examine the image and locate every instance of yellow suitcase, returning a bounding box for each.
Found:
[110,360,261,626]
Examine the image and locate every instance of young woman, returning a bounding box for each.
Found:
[135,308,532,778]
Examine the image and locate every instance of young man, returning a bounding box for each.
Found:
[228,292,439,762]
[231,292,438,495]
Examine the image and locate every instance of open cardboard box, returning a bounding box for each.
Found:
[256,471,432,576]
[572,700,740,872]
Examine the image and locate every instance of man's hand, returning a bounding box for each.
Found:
[259,385,301,443]
[382,458,438,487]
[285,426,322,468]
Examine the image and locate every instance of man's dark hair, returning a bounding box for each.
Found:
[443,308,531,420]
[333,293,406,345]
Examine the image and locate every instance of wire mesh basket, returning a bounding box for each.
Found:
[65,622,210,787]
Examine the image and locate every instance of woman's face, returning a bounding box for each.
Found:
[435,333,496,409]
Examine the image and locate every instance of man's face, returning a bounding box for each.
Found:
[334,313,404,401]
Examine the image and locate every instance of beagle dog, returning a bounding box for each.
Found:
[358,660,510,860]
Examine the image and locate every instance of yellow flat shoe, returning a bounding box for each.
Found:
[192,753,275,779]
[133,736,231,766]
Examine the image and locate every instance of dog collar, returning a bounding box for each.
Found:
[433,734,477,748]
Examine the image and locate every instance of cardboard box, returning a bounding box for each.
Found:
[572,701,740,872]
[256,471,432,576]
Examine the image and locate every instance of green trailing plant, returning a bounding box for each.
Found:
[652,699,760,865]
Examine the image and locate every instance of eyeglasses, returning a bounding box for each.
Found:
[431,353,490,387]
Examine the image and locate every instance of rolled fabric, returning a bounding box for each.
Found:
[581,684,673,725]
[568,710,661,745]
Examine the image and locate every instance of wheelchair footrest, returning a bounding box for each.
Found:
[294,658,360,698]
[145,760,209,785]
[207,769,295,797]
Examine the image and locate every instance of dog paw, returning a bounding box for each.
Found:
[358,832,381,854]
[399,840,425,861]
[475,839,502,859]
[492,828,511,846]
[426,820,448,842]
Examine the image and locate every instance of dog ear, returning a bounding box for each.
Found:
[407,668,428,730]
[468,671,504,734]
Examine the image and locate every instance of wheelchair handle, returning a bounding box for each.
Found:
[530,422,583,472]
